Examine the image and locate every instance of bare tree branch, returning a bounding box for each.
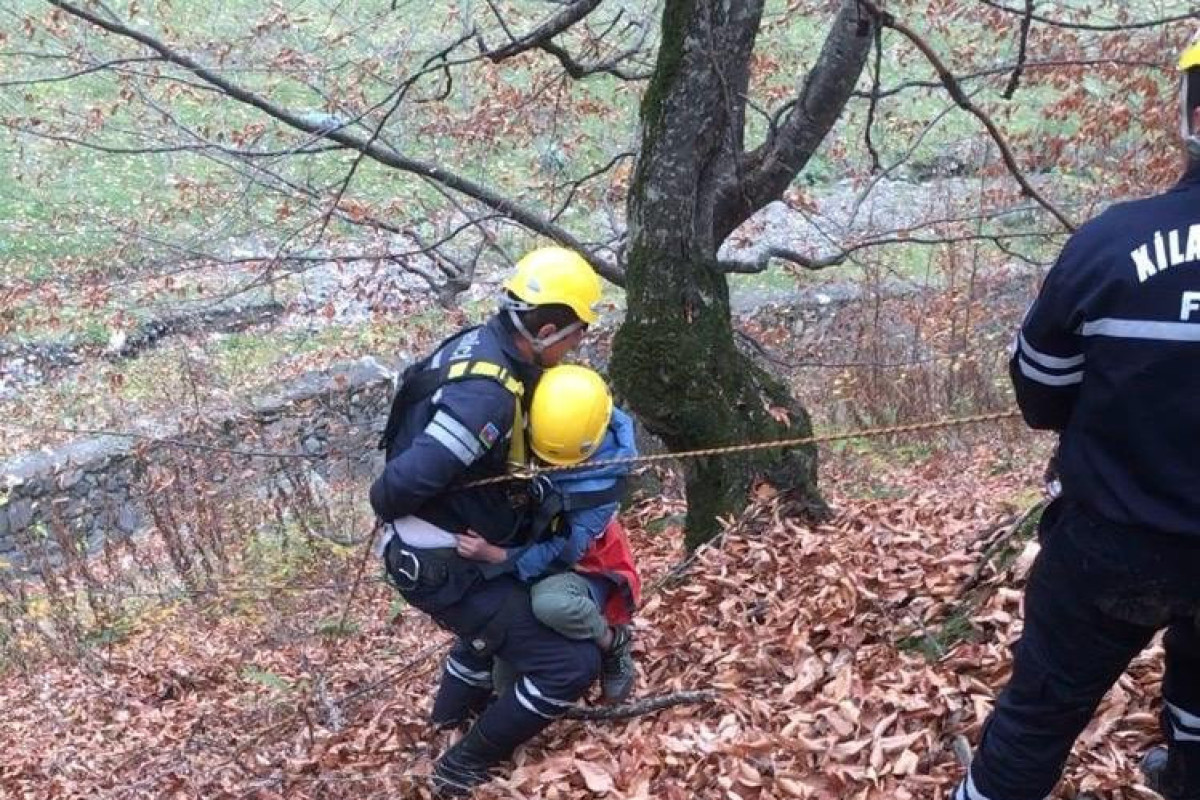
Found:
[481,0,602,61]
[478,1,652,80]
[716,0,877,239]
[537,38,653,81]
[976,0,1198,31]
[860,1,1076,231]
[549,150,635,223]
[0,120,347,158]
[863,23,883,172]
[0,55,159,87]
[45,0,624,286]
[857,57,1167,100]
[1002,0,1035,99]
[563,690,718,720]
[719,230,1060,273]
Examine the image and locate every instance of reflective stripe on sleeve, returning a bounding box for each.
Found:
[426,410,484,465]
[1017,357,1083,387]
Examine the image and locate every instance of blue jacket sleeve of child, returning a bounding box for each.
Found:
[504,408,637,582]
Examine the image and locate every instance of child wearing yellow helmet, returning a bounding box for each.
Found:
[455,365,642,702]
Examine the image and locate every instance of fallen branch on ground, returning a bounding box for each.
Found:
[565,690,718,720]
[959,500,1048,595]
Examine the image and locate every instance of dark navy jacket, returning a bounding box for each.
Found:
[1009,163,1200,536]
[369,315,540,543]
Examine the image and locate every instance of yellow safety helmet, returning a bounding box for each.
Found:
[529,365,613,466]
[1181,29,1200,71]
[1181,29,1200,149]
[502,247,602,325]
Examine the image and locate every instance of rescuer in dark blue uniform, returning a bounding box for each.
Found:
[954,34,1200,800]
[370,246,603,796]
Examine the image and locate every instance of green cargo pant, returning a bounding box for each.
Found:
[494,572,607,693]
[531,572,608,641]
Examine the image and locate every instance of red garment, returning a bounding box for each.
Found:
[575,519,641,625]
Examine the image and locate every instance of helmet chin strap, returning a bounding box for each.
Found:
[506,308,583,362]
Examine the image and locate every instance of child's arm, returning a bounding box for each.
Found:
[453,485,618,579]
[459,409,636,581]
[504,497,619,582]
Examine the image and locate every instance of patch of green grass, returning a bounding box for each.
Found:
[315,616,360,639]
[645,513,686,535]
[241,665,295,692]
[898,604,978,661]
[81,615,138,649]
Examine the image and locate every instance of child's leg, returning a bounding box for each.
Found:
[530,573,609,643]
[531,573,635,702]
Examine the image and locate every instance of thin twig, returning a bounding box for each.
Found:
[564,690,718,720]
[1002,0,1035,99]
[976,0,1197,32]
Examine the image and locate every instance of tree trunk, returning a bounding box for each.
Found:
[610,0,845,549]
[611,249,824,550]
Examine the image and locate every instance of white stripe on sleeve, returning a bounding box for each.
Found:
[1017,357,1083,387]
[426,410,483,465]
[1018,332,1084,370]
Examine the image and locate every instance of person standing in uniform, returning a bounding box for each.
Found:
[953,33,1200,800]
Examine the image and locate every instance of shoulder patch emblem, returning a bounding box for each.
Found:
[478,422,501,448]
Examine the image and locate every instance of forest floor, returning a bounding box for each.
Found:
[0,426,1168,800]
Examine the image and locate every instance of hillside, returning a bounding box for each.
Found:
[0,433,1165,800]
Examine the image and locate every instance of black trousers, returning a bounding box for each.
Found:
[385,539,599,755]
[960,499,1200,800]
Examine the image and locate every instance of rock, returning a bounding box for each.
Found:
[7,499,33,531]
[57,468,83,490]
[116,505,141,535]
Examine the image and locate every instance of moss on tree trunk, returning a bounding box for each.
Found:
[607,0,869,548]
[611,243,826,550]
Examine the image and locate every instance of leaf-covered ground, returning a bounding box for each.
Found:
[0,435,1167,799]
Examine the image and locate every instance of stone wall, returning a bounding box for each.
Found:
[0,357,395,569]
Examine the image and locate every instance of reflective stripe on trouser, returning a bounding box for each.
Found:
[415,572,601,757]
[958,499,1200,800]
[1158,622,1200,800]
[430,641,495,728]
[468,621,600,755]
[1167,701,1200,744]
[444,648,493,689]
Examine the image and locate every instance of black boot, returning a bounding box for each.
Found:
[600,624,635,703]
[430,680,492,730]
[432,726,510,797]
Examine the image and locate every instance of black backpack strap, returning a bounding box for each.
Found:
[378,328,529,458]
[526,477,627,542]
[559,479,627,512]
[378,326,478,452]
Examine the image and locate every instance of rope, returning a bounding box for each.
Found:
[330,411,1022,738]
[463,408,1023,488]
